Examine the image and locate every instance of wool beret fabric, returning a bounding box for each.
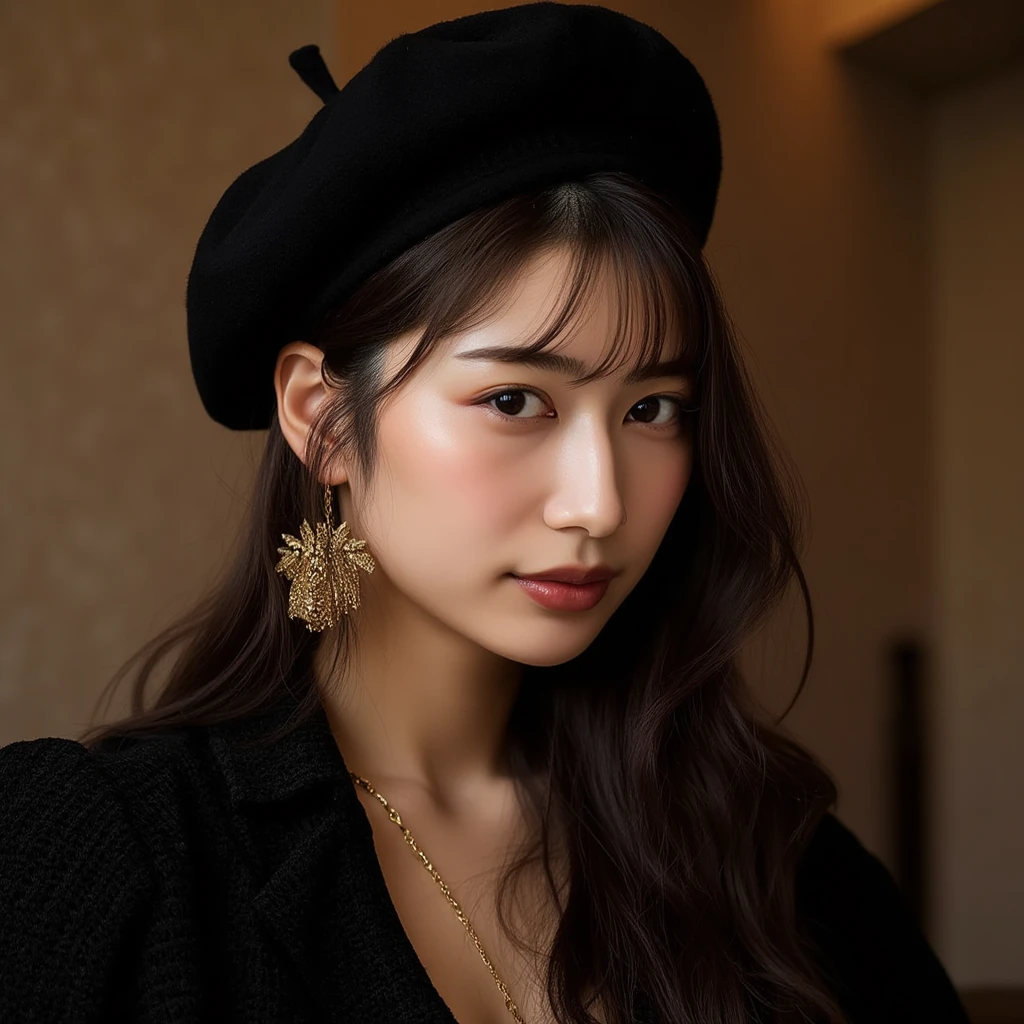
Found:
[185,1,723,430]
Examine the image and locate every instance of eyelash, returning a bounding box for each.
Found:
[476,387,698,430]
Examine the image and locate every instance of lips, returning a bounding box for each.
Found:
[511,575,611,611]
[512,566,615,585]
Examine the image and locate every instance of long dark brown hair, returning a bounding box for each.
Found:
[82,171,844,1024]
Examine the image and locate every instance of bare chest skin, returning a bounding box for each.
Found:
[353,781,609,1024]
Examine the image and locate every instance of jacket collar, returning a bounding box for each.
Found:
[206,696,459,1024]
[207,693,342,806]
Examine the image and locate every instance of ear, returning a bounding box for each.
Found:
[274,341,349,485]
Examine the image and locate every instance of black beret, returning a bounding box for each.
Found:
[186,1,722,430]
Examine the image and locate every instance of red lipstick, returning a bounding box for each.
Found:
[509,565,616,611]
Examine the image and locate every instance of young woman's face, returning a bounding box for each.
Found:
[340,245,694,668]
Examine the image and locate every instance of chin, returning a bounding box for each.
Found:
[489,627,605,668]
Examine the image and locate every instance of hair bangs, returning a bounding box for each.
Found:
[528,238,701,390]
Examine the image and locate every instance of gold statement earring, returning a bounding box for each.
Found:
[275,482,376,632]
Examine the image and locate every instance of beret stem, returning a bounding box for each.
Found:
[288,44,340,103]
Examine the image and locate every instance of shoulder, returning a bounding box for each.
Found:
[0,734,154,865]
[0,735,167,1020]
[796,812,969,1024]
[0,730,198,892]
[1,727,211,841]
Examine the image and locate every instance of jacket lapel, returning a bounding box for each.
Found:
[207,698,459,1023]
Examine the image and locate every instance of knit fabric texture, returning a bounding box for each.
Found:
[0,700,970,1023]
[184,2,722,430]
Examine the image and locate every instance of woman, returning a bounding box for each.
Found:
[0,4,968,1023]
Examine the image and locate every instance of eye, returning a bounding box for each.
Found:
[477,387,697,430]
[627,395,695,428]
[480,388,553,420]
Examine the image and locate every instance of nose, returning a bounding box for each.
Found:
[543,415,627,538]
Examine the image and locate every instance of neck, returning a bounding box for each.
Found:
[314,584,523,816]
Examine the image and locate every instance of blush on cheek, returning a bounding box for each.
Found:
[629,450,692,508]
[387,412,519,533]
[451,452,526,531]
[666,462,693,507]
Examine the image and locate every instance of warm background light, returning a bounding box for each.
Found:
[1,0,1020,1009]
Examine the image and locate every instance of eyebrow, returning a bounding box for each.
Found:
[454,345,693,385]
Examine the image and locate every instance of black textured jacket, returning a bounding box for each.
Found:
[0,700,970,1023]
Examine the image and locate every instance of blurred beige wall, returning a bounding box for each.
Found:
[0,0,337,737]
[930,61,1024,985]
[821,0,938,43]
[6,0,1019,986]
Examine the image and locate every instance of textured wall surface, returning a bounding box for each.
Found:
[931,60,1024,985]
[0,0,337,739]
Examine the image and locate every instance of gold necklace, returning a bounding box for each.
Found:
[349,771,527,1023]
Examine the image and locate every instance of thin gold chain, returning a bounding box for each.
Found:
[349,771,527,1023]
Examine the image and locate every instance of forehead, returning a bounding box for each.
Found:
[451,245,689,380]
[382,242,693,388]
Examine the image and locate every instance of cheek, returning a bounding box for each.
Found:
[627,445,693,537]
[372,397,521,545]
